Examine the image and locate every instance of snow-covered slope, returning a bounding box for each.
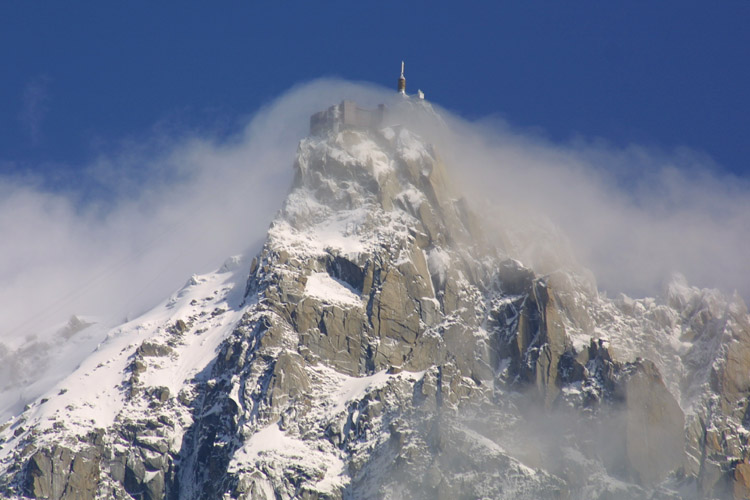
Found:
[1,99,750,500]
[0,316,107,423]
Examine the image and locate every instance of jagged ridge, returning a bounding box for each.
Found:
[1,104,750,500]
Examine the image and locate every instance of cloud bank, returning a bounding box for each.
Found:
[430,111,750,300]
[1,78,748,417]
[1,80,391,343]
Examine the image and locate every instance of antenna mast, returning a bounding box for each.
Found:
[398,61,406,94]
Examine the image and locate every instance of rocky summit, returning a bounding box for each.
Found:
[1,99,750,499]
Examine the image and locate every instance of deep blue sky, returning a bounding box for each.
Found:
[2,2,749,181]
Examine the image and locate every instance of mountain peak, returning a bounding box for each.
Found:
[2,98,750,499]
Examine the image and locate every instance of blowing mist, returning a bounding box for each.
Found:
[0,78,748,499]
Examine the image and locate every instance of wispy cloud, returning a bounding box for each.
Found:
[19,76,51,145]
[0,78,747,417]
[0,78,390,343]
[430,110,750,300]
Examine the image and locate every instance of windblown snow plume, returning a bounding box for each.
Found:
[0,79,749,500]
[0,80,393,418]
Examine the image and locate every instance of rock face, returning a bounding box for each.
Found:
[25,445,100,500]
[1,100,750,499]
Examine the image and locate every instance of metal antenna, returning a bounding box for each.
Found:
[398,61,406,94]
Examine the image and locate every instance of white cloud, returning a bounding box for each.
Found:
[1,78,748,417]
[0,78,398,417]
[429,112,750,300]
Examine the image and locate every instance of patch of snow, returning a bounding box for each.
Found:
[332,370,392,413]
[397,187,425,213]
[346,138,392,180]
[269,207,374,260]
[239,423,306,457]
[232,423,346,494]
[427,247,451,287]
[569,332,592,353]
[304,272,361,307]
